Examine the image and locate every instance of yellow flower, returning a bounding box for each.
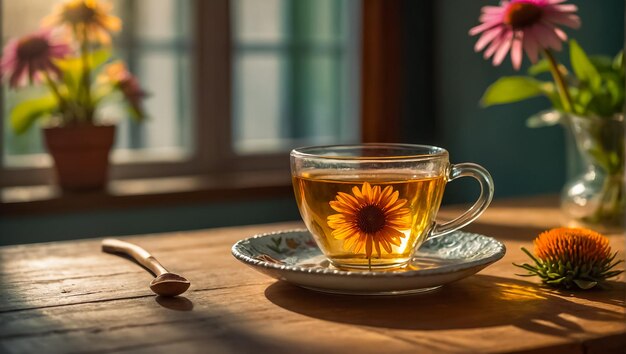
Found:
[327,182,412,259]
[103,61,147,120]
[104,61,129,82]
[42,0,121,44]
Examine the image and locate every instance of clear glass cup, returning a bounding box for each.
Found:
[290,143,494,270]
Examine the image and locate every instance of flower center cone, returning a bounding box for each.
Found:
[505,3,542,29]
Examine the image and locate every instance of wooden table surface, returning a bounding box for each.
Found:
[0,196,624,354]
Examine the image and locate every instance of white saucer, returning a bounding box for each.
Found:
[231,229,506,295]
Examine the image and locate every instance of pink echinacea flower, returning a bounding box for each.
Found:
[0,30,72,88]
[470,0,581,70]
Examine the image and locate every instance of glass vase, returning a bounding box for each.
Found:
[561,114,625,228]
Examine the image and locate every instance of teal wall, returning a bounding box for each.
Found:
[0,198,301,246]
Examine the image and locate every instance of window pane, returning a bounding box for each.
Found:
[292,0,343,43]
[234,0,286,43]
[232,0,360,154]
[234,54,285,152]
[296,54,341,140]
[2,0,194,167]
[2,0,50,36]
[133,0,181,41]
[148,52,191,149]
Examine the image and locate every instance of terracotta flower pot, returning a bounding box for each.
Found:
[44,125,116,192]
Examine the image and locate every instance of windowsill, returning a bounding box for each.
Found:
[0,170,294,217]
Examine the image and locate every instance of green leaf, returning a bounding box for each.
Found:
[570,40,601,90]
[55,48,112,73]
[604,74,624,108]
[573,279,598,289]
[546,277,566,284]
[481,77,547,107]
[613,50,623,71]
[55,49,112,98]
[91,84,116,105]
[513,263,539,273]
[10,94,58,134]
[528,59,569,78]
[589,55,614,74]
[528,59,551,76]
[520,247,543,266]
[601,270,624,278]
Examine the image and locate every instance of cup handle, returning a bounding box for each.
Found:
[430,163,494,238]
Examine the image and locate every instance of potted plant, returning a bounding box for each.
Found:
[469,0,624,227]
[0,0,146,191]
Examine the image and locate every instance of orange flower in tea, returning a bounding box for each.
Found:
[327,182,412,265]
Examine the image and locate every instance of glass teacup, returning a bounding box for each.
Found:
[290,144,494,270]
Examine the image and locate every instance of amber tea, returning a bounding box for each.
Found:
[293,171,446,269]
[290,144,493,271]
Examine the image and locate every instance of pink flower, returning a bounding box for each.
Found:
[0,30,72,88]
[470,0,581,70]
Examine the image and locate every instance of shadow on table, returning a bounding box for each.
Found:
[264,274,625,335]
[542,281,626,308]
[155,295,194,311]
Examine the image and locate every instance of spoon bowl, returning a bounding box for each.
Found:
[150,273,191,297]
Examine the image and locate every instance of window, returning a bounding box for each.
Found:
[232,0,360,154]
[112,0,194,161]
[0,0,360,187]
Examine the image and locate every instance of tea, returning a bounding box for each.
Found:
[293,170,446,269]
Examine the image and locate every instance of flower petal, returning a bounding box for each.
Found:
[343,233,360,250]
[374,241,382,258]
[484,29,509,60]
[385,198,408,213]
[379,237,392,253]
[523,28,540,63]
[365,236,373,258]
[475,26,503,52]
[361,182,373,204]
[534,22,563,51]
[511,35,523,70]
[469,20,500,36]
[383,190,400,209]
[492,31,513,66]
[550,4,578,13]
[543,12,581,29]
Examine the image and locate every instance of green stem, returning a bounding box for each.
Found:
[543,49,574,113]
[77,25,93,123]
[585,172,625,226]
[43,72,65,110]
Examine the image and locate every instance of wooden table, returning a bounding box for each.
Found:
[1,196,624,353]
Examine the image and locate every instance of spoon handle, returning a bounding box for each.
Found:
[102,239,168,276]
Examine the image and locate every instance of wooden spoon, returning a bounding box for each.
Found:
[102,239,190,297]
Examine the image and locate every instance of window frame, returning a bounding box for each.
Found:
[0,0,362,188]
